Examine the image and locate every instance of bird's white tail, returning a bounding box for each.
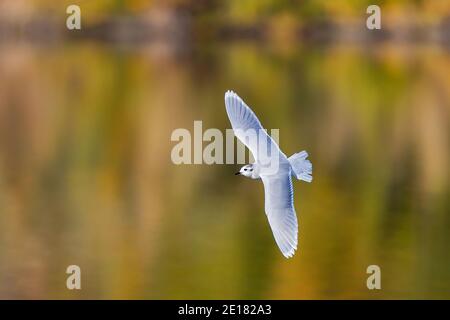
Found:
[288,151,313,182]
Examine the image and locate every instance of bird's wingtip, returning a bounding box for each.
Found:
[224,90,234,98]
[283,247,297,259]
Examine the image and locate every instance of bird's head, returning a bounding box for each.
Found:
[235,164,254,178]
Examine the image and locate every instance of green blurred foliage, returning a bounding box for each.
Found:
[0,0,449,300]
[18,0,450,22]
[0,40,449,298]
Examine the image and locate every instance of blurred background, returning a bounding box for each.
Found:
[0,0,449,299]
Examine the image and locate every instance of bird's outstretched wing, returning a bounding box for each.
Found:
[261,173,298,258]
[224,90,282,162]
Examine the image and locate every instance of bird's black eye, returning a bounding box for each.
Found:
[244,169,247,171]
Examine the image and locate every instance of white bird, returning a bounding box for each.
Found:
[225,90,312,258]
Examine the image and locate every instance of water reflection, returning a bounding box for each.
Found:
[0,41,449,299]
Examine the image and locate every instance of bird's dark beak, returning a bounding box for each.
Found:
[235,171,241,175]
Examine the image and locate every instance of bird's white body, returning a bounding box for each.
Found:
[225,90,312,258]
